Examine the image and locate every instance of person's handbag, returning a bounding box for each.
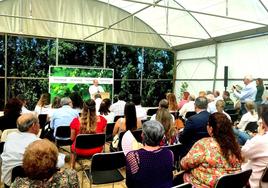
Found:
[112,134,120,148]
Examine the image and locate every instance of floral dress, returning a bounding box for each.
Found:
[181,137,241,188]
[11,169,79,188]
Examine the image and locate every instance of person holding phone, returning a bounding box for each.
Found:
[232,75,257,115]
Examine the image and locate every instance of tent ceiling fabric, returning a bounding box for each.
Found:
[1,0,268,49]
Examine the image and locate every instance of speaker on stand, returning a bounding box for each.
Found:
[224,66,228,91]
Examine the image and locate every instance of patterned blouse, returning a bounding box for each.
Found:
[10,169,79,188]
[181,137,242,188]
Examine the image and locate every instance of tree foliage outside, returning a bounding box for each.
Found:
[1,35,174,110]
[0,36,4,109]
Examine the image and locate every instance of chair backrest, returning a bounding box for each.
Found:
[105,122,116,142]
[172,183,192,188]
[214,169,252,188]
[245,122,258,133]
[55,126,71,139]
[0,142,5,154]
[132,129,143,143]
[147,108,158,116]
[164,143,184,170]
[185,111,196,119]
[75,133,106,150]
[11,165,26,183]
[38,114,48,129]
[225,109,237,115]
[225,109,239,122]
[114,115,124,123]
[1,129,19,142]
[91,151,126,172]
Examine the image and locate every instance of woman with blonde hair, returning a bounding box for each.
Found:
[215,99,231,121]
[156,108,178,145]
[166,93,178,112]
[11,139,79,187]
[237,100,258,131]
[70,99,107,169]
[34,93,52,115]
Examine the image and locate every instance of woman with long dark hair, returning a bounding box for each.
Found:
[70,99,107,169]
[112,102,142,136]
[180,112,242,187]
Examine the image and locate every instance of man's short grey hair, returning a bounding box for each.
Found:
[142,120,165,146]
[17,113,38,132]
[195,96,208,109]
[60,97,72,106]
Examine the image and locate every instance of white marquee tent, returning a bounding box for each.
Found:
[1,0,268,96]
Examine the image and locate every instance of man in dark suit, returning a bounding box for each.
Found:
[179,96,210,157]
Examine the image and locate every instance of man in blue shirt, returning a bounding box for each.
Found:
[50,97,79,136]
[233,75,257,115]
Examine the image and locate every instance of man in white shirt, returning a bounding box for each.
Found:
[110,92,126,117]
[88,79,104,99]
[1,113,65,187]
[132,94,147,120]
[179,94,195,118]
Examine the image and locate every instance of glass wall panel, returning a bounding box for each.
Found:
[0,35,4,110]
[58,40,103,67]
[0,79,4,110]
[0,35,4,77]
[142,80,173,107]
[106,45,141,79]
[7,36,56,77]
[143,49,174,79]
[7,79,48,110]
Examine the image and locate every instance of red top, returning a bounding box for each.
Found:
[70,116,107,156]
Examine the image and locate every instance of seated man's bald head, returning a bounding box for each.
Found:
[17,113,39,133]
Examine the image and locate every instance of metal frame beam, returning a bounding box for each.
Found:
[120,0,268,26]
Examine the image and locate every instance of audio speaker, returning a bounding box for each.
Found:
[224,66,228,88]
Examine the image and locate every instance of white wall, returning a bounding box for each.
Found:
[175,35,268,99]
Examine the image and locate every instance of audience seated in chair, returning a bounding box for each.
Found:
[111,102,142,151]
[180,113,242,187]
[34,93,52,116]
[215,100,231,121]
[179,94,195,119]
[11,139,79,188]
[241,105,268,188]
[222,91,234,111]
[70,99,107,169]
[99,98,115,123]
[233,101,258,145]
[70,91,84,114]
[0,98,22,132]
[132,94,147,120]
[151,99,175,122]
[16,94,32,114]
[166,93,179,112]
[50,97,79,138]
[155,108,178,145]
[1,113,65,187]
[178,91,190,110]
[179,96,210,157]
[124,120,174,188]
[110,92,126,117]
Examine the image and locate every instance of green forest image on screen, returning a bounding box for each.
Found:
[49,66,113,101]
